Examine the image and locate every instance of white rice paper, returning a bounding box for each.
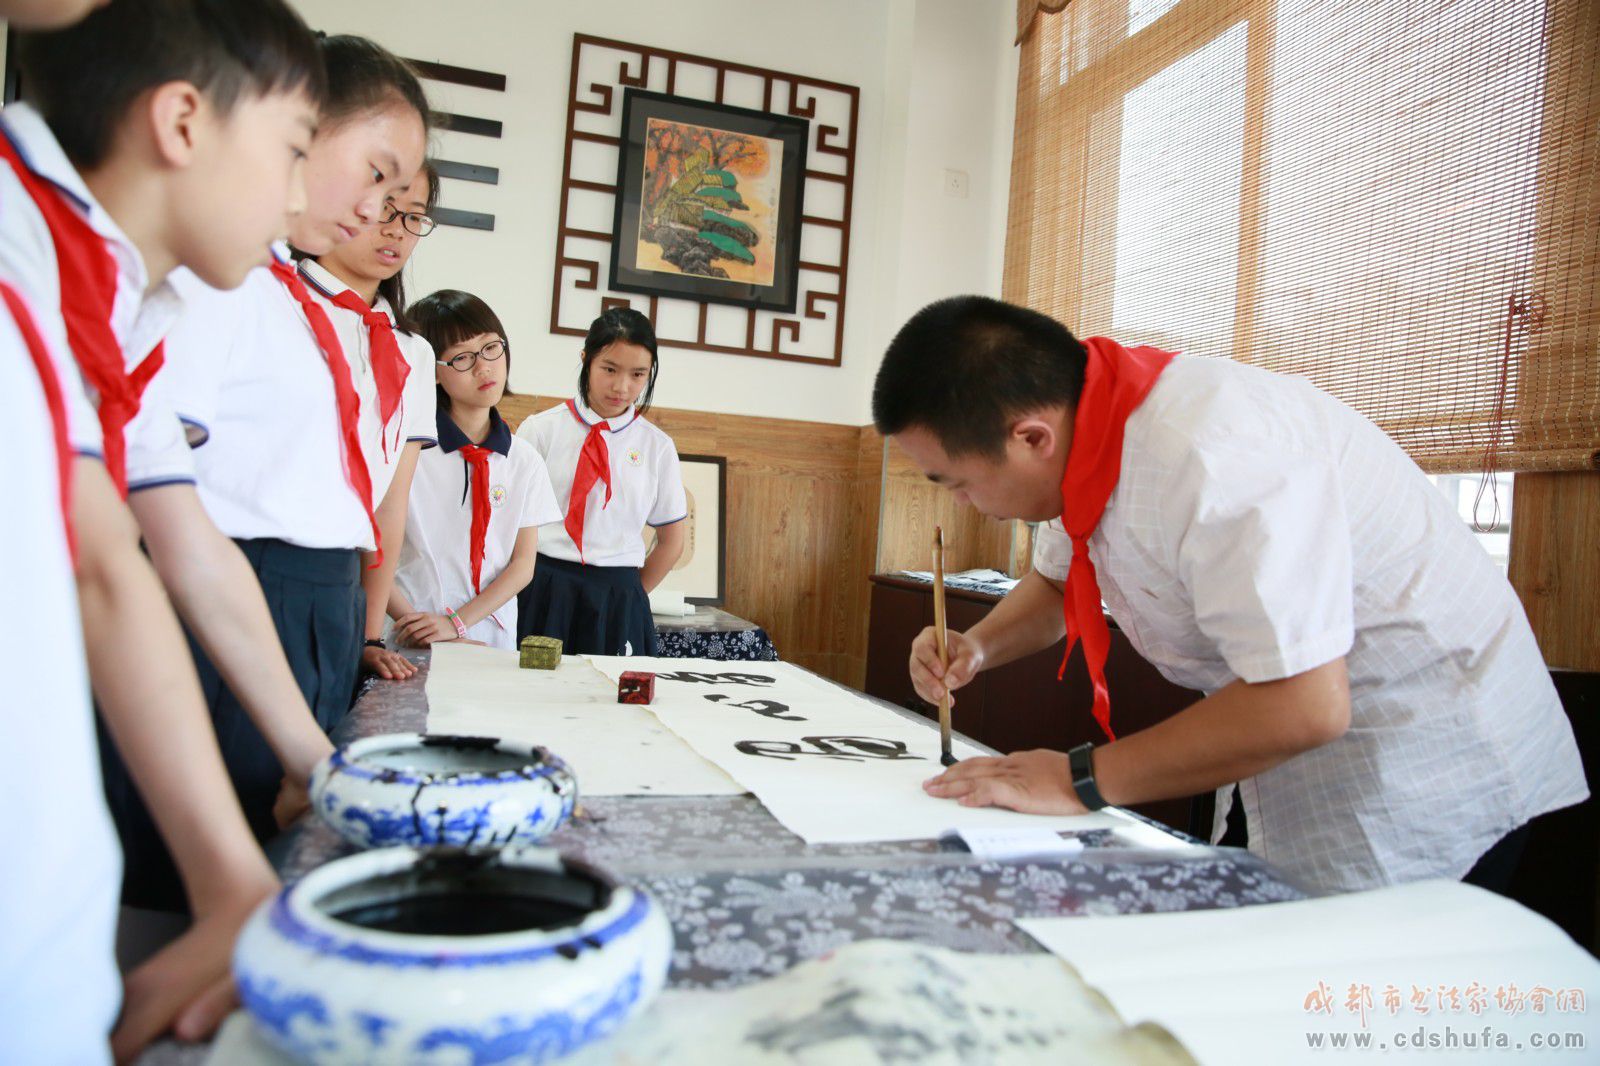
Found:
[587,655,1141,844]
[423,642,742,796]
[1017,880,1600,1064]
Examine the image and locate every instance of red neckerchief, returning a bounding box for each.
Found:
[324,284,409,461]
[3,281,75,561]
[563,399,612,564]
[268,260,383,567]
[457,443,493,593]
[0,130,161,498]
[1058,336,1176,741]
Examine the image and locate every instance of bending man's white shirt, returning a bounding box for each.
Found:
[1031,355,1585,893]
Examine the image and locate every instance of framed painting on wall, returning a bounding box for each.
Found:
[645,453,727,605]
[609,89,810,313]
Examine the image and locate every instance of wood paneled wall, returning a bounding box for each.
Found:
[1509,471,1600,671]
[877,435,1027,576]
[500,396,883,686]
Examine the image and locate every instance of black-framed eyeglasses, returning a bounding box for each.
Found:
[378,203,436,237]
[437,339,507,372]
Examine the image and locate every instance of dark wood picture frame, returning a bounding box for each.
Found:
[609,90,809,313]
[551,34,860,367]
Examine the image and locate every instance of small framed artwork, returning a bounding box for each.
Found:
[609,89,810,313]
[646,453,727,605]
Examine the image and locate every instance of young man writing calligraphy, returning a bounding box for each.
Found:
[875,295,1585,894]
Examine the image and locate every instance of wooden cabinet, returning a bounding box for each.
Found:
[865,574,1205,833]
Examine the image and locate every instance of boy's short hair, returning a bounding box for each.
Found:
[18,0,325,169]
[872,295,1087,459]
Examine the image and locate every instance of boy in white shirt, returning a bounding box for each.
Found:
[0,0,323,1057]
[133,34,430,902]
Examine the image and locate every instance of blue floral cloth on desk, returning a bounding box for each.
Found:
[656,625,779,661]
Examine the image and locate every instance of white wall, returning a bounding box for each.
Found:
[887,0,1016,326]
[291,0,1015,426]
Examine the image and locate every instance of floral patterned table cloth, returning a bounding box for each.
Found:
[139,649,1308,1064]
[279,652,1310,988]
[654,605,779,661]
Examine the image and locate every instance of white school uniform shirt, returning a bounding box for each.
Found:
[0,102,190,487]
[295,259,438,499]
[1031,355,1587,893]
[0,302,121,1064]
[158,250,435,550]
[395,407,563,648]
[516,397,687,567]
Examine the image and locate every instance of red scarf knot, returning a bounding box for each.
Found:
[564,421,612,564]
[326,286,409,461]
[0,131,159,497]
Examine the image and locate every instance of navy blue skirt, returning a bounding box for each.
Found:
[99,538,364,911]
[517,553,659,657]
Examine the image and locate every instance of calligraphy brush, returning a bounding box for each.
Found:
[932,525,956,767]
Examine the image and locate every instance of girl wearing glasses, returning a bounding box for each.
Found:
[514,307,687,657]
[389,290,561,648]
[294,159,442,675]
[299,159,442,490]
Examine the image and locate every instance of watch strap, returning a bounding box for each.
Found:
[1068,742,1108,811]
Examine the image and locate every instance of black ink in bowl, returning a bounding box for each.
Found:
[316,850,612,938]
[360,735,544,778]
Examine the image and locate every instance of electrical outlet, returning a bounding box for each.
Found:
[943,169,970,199]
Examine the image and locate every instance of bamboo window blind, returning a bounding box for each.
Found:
[1007,0,1600,473]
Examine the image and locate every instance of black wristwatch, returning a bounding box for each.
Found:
[1068,743,1108,811]
[364,638,386,650]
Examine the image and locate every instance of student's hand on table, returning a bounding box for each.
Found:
[393,611,457,648]
[922,749,1088,816]
[110,873,279,1063]
[361,643,417,680]
[909,626,985,706]
[273,776,311,829]
[272,736,332,829]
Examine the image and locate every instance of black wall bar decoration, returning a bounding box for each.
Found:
[404,57,507,231]
[432,113,504,139]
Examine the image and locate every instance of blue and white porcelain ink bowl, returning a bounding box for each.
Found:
[233,845,673,1064]
[310,733,577,849]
